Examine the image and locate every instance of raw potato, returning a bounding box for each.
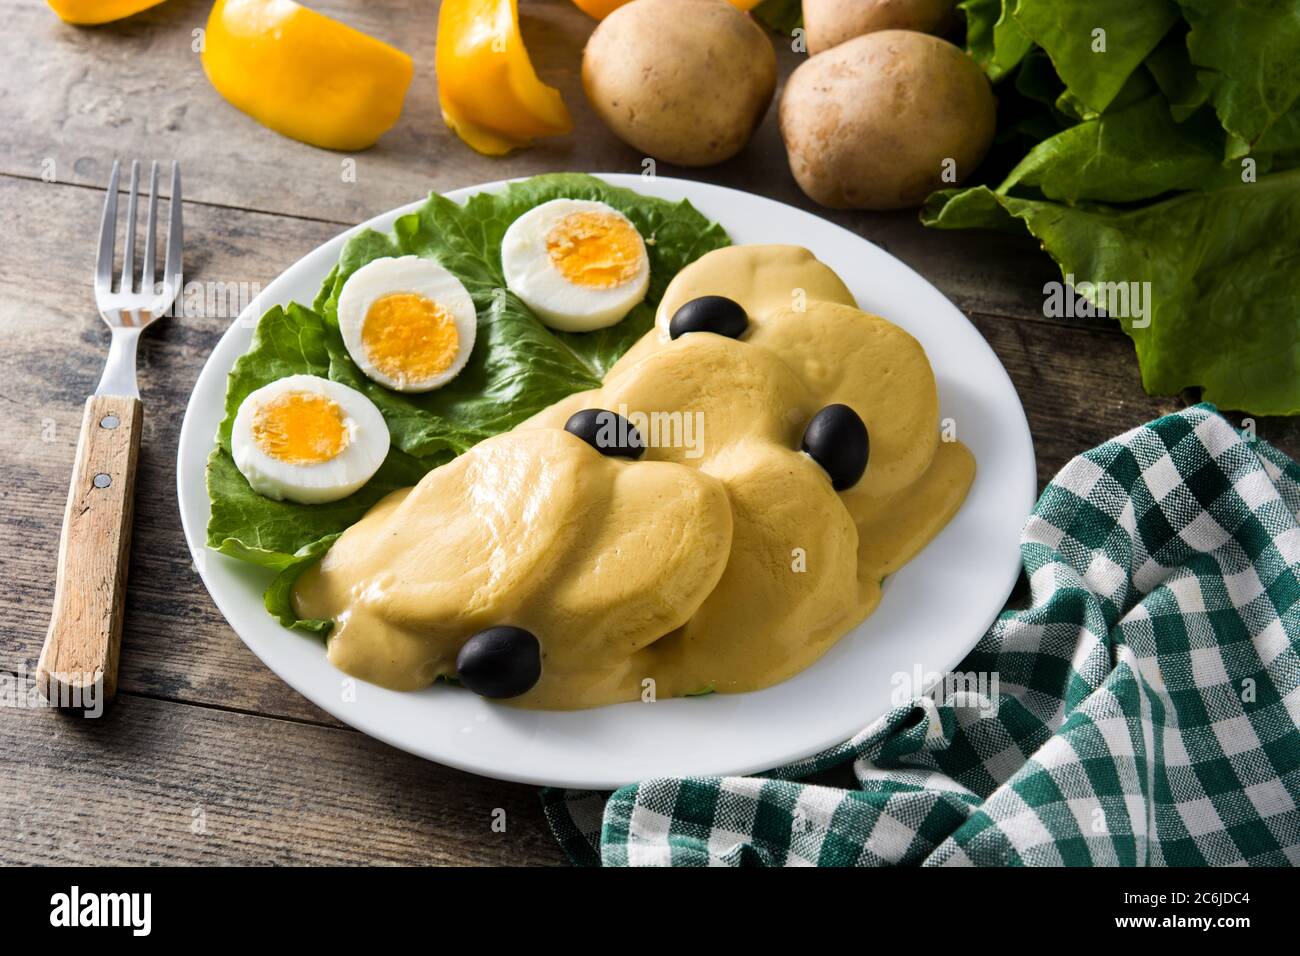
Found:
[780,30,995,210]
[582,0,777,166]
[803,0,960,55]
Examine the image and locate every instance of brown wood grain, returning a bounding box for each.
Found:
[1,0,1296,867]
[0,695,566,865]
[39,394,142,704]
[0,0,1062,322]
[0,173,347,726]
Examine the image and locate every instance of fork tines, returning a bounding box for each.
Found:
[95,160,183,320]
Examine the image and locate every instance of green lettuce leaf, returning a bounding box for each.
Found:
[206,444,430,570]
[264,533,341,632]
[205,174,729,621]
[214,302,329,451]
[962,0,1034,82]
[312,174,729,460]
[1012,0,1179,116]
[1177,0,1300,158]
[937,0,1300,416]
[998,93,1238,203]
[923,171,1300,415]
[751,0,801,36]
[1144,24,1216,123]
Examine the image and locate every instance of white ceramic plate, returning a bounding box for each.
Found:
[177,174,1036,789]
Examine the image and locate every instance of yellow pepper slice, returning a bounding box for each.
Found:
[201,0,414,151]
[570,0,627,17]
[572,0,760,19]
[437,0,573,156]
[46,0,166,24]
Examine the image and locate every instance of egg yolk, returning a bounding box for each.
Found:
[546,212,643,289]
[252,392,350,465]
[363,293,460,382]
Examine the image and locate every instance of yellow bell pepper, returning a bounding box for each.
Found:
[201,0,414,151]
[572,0,760,19]
[570,0,627,17]
[437,0,573,156]
[46,0,166,24]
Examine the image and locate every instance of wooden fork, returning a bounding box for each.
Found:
[38,160,183,706]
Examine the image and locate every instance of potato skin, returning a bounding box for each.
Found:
[803,0,960,55]
[582,0,777,166]
[779,30,995,210]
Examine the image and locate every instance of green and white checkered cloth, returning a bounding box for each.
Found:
[541,405,1300,866]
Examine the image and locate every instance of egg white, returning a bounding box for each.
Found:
[231,374,390,505]
[337,256,478,392]
[501,199,650,332]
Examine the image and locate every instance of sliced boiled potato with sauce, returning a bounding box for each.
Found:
[296,427,733,700]
[656,244,857,333]
[749,302,940,504]
[643,440,864,696]
[295,243,975,709]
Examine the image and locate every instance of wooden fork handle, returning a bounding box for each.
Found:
[38,395,143,706]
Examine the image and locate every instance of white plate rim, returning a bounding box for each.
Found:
[177,173,1037,789]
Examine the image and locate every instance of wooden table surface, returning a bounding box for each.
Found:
[2,0,1296,867]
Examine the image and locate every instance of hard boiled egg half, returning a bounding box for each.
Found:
[232,375,390,504]
[337,256,477,392]
[501,199,649,331]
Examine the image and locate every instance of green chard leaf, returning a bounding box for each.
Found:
[205,173,730,626]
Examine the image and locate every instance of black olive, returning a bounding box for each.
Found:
[801,404,869,491]
[455,626,542,698]
[564,408,646,459]
[668,295,748,340]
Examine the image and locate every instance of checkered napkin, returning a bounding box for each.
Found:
[541,405,1300,866]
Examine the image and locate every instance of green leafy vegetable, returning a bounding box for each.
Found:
[205,302,437,568]
[206,173,730,620]
[998,94,1238,203]
[206,443,431,570]
[1178,0,1300,158]
[925,171,1300,414]
[264,533,340,632]
[1144,25,1214,123]
[1013,0,1179,117]
[938,0,1300,415]
[313,174,729,461]
[962,0,1034,82]
[750,0,801,36]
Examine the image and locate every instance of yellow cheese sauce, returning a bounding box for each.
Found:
[294,244,975,709]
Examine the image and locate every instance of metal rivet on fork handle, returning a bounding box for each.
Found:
[100,414,119,429]
[93,473,112,489]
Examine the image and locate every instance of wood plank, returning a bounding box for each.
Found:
[0,172,344,724]
[0,694,567,865]
[968,313,1300,489]
[2,172,1296,730]
[1,0,1059,322]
